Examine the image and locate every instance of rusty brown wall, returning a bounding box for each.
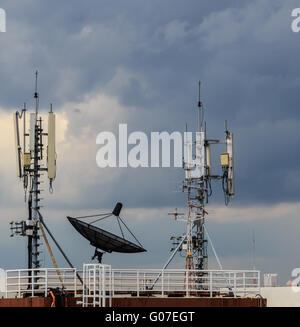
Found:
[111,297,267,307]
[0,297,52,307]
[0,297,266,307]
[0,297,79,307]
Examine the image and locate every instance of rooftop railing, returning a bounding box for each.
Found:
[4,266,260,306]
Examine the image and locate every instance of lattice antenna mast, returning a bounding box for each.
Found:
[31,70,42,268]
[11,71,57,271]
[169,81,235,282]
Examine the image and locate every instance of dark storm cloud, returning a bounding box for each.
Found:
[0,0,242,107]
[1,0,300,208]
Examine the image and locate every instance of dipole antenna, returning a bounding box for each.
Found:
[34,70,39,115]
[198,80,203,132]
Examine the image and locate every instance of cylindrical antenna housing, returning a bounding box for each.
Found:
[205,144,211,176]
[47,111,56,180]
[226,132,234,196]
[13,112,22,178]
[29,113,36,152]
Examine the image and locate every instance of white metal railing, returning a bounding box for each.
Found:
[110,269,260,298]
[82,264,112,307]
[5,268,78,298]
[4,266,260,304]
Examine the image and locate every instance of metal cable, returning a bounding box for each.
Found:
[117,216,144,248]
[89,214,112,225]
[74,213,111,219]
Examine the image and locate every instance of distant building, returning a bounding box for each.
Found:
[0,269,4,292]
[264,273,278,287]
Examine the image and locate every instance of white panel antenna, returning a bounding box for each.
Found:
[184,132,193,180]
[47,111,56,180]
[29,113,36,151]
[190,131,205,179]
[226,132,234,196]
[205,143,211,176]
[13,112,22,178]
[184,131,205,179]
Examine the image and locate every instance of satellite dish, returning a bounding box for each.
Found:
[67,202,146,258]
[67,217,146,253]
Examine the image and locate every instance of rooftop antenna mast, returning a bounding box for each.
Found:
[32,70,41,269]
[182,81,207,283]
[11,72,84,286]
[167,81,235,290]
[11,71,57,271]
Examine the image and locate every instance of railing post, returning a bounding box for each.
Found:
[162,271,164,297]
[86,267,88,307]
[101,266,104,308]
[45,269,48,297]
[18,270,21,298]
[243,272,246,297]
[120,272,122,293]
[83,265,86,307]
[109,266,112,307]
[93,266,96,307]
[258,271,260,296]
[111,270,115,296]
[137,270,139,297]
[5,270,7,299]
[104,265,106,308]
[185,270,188,297]
[31,269,34,297]
[74,269,77,297]
[100,265,102,307]
[234,272,237,297]
[210,271,212,297]
[98,266,100,307]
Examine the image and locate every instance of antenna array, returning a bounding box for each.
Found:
[10,71,56,270]
[169,82,235,287]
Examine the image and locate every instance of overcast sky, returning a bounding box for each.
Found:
[0,0,300,285]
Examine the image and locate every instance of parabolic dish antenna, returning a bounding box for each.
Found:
[67,203,146,254]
